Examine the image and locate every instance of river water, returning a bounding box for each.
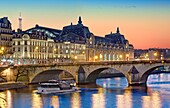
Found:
[1,73,170,108]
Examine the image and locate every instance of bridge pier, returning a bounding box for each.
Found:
[127,66,147,86]
[77,66,86,83]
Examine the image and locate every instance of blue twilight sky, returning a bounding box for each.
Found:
[0,0,170,49]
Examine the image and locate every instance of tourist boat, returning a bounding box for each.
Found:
[37,79,77,94]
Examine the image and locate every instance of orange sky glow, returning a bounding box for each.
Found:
[0,0,170,49]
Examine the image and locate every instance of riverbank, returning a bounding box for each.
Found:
[0,82,28,91]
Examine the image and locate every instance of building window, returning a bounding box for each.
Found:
[18,47,20,52]
[24,41,27,45]
[25,47,27,52]
[66,50,68,53]
[18,41,20,45]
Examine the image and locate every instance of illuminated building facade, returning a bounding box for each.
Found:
[12,16,134,64]
[12,25,87,64]
[59,16,134,62]
[0,17,13,62]
[12,31,55,64]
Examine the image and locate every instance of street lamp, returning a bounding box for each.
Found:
[0,47,5,65]
[154,52,157,56]
[126,54,129,61]
[145,53,149,60]
[54,48,57,52]
[154,52,158,60]
[119,55,122,61]
[94,55,98,61]
[74,56,77,60]
[35,46,38,50]
[1,47,4,51]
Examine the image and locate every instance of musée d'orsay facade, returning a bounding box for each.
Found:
[0,16,134,65]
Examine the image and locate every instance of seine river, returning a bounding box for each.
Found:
[0,73,170,108]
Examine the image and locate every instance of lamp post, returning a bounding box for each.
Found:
[145,53,149,60]
[154,52,157,60]
[74,56,77,62]
[0,47,5,65]
[126,54,129,61]
[119,55,123,61]
[94,55,98,62]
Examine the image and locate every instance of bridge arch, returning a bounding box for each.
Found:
[140,65,164,85]
[86,67,126,83]
[31,69,74,83]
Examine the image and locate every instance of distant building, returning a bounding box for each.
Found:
[161,49,170,59]
[0,17,13,61]
[148,48,161,60]
[134,48,170,60]
[134,49,149,60]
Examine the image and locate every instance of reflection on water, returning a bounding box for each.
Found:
[142,92,161,108]
[71,92,81,108]
[0,92,6,108]
[51,96,59,108]
[92,88,105,108]
[0,73,170,108]
[32,90,43,108]
[7,90,12,108]
[96,77,128,89]
[116,89,132,108]
[0,90,12,108]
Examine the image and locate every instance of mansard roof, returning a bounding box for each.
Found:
[25,25,61,39]
[0,17,12,29]
[60,17,92,38]
[58,32,86,44]
[13,31,48,40]
[61,24,91,38]
[94,36,111,44]
[105,28,127,45]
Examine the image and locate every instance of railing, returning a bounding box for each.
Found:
[9,59,170,67]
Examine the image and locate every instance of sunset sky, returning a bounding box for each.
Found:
[0,0,170,49]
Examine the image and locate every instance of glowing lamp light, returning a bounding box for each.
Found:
[154,52,157,56]
[74,56,77,59]
[100,54,103,58]
[94,55,98,60]
[35,46,38,50]
[126,54,129,57]
[1,47,4,51]
[145,54,148,57]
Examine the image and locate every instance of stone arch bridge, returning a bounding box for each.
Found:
[1,60,170,86]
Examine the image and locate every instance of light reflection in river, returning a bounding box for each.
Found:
[7,90,12,108]
[0,92,6,108]
[71,92,81,108]
[0,73,170,108]
[116,89,132,108]
[51,96,59,108]
[32,90,43,108]
[92,88,105,108]
[142,92,161,108]
[0,90,12,108]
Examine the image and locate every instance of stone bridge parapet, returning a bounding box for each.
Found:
[0,60,169,86]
